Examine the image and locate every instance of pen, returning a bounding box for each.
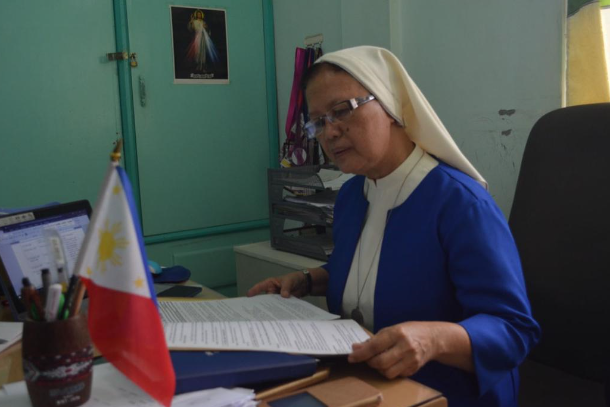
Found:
[30,304,42,321]
[45,284,63,322]
[45,228,68,274]
[69,278,86,317]
[41,268,51,303]
[59,274,78,319]
[22,278,45,321]
[57,267,68,293]
[20,278,33,319]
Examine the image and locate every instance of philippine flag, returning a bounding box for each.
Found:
[74,160,175,406]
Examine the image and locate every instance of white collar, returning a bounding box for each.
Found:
[365,145,424,200]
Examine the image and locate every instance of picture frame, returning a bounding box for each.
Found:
[170,5,229,84]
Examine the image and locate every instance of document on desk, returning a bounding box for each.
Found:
[1,362,257,407]
[164,319,370,355]
[159,294,340,323]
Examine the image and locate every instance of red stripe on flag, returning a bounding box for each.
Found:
[82,278,175,407]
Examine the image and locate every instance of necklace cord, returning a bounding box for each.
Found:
[353,153,424,315]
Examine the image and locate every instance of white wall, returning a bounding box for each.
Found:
[272,0,565,217]
[394,0,564,216]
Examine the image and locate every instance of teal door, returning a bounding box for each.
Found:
[0,1,120,208]
[126,0,270,237]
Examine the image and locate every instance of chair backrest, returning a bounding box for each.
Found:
[509,103,610,382]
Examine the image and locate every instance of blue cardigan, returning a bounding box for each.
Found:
[323,163,540,407]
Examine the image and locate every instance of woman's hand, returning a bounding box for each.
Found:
[348,321,474,378]
[348,322,435,378]
[246,271,308,298]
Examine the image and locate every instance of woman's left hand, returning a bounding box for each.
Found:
[348,321,436,379]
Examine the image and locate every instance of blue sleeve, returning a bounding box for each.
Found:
[443,199,541,396]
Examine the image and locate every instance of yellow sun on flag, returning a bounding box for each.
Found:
[113,185,122,195]
[96,220,129,272]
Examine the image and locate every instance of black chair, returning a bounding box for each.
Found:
[509,103,610,406]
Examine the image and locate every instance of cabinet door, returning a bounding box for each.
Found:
[127,0,270,236]
[0,1,120,208]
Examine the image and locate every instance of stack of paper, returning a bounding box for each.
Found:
[284,189,337,209]
[160,295,370,355]
[0,363,257,407]
[284,189,337,224]
[173,387,256,407]
[318,169,355,190]
[159,294,339,324]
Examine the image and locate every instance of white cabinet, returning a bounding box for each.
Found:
[234,241,328,310]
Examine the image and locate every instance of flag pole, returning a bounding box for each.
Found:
[72,139,176,406]
[70,140,124,316]
[111,139,123,163]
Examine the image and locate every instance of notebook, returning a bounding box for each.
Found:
[0,200,92,320]
[170,350,318,395]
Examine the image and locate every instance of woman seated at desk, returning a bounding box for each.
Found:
[248,46,540,407]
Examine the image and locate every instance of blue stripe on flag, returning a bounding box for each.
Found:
[116,166,159,306]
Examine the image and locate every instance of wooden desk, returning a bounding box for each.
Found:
[0,340,21,386]
[156,280,226,300]
[1,287,447,407]
[193,284,226,300]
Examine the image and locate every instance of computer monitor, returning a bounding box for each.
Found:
[0,200,91,320]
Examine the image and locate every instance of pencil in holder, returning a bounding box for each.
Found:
[22,313,93,407]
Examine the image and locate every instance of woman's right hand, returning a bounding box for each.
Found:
[246,271,308,298]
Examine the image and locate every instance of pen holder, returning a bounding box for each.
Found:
[22,313,93,407]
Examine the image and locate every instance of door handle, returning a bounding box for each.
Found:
[139,75,146,107]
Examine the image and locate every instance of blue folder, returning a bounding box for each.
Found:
[171,350,317,394]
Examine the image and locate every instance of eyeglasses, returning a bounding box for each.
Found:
[304,95,376,140]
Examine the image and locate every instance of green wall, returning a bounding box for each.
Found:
[0,0,277,296]
[0,0,120,208]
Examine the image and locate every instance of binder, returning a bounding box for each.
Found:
[171,350,318,394]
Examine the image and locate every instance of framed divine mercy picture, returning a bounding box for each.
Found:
[170,5,229,84]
